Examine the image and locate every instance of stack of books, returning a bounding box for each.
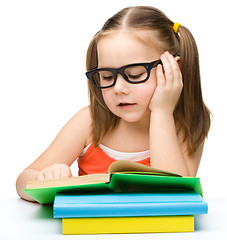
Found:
[54,191,207,234]
[24,160,208,235]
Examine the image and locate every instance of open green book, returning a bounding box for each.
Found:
[23,160,203,204]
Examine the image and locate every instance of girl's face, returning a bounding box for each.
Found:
[97,31,163,125]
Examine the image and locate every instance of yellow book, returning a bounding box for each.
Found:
[62,215,194,234]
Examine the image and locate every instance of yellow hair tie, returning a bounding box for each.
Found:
[173,22,181,33]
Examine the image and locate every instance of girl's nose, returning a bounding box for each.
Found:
[113,74,130,94]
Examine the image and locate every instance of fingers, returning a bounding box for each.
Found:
[37,164,72,181]
[60,165,72,179]
[160,51,182,85]
[156,63,165,85]
[151,51,183,115]
[160,53,173,84]
[36,173,45,181]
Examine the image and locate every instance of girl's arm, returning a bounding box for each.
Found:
[16,106,92,201]
[149,112,204,177]
[149,52,203,177]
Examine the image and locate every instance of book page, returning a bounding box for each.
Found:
[108,160,181,177]
[26,173,110,189]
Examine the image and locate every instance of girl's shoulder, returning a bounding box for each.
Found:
[64,105,93,147]
[73,105,92,122]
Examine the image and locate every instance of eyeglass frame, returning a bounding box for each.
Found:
[85,59,163,89]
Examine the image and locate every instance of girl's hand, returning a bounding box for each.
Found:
[36,164,72,181]
[149,51,183,115]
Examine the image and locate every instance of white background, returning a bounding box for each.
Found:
[0,0,226,199]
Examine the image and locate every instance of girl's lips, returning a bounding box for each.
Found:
[118,103,136,109]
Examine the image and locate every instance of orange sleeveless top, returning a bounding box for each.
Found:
[77,143,150,176]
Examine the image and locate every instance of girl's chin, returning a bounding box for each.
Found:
[117,111,151,124]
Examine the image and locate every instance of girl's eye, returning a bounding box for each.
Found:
[128,73,144,80]
[99,71,114,81]
[101,75,114,81]
[124,65,147,81]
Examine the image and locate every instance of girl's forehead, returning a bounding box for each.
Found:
[97,30,164,67]
[98,29,160,46]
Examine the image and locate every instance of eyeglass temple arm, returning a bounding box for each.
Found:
[153,54,177,67]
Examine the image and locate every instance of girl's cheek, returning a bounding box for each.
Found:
[145,74,157,97]
[137,82,156,104]
[102,91,111,106]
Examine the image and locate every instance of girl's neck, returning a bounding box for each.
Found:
[118,114,150,132]
[100,114,150,152]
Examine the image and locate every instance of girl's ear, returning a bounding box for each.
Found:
[175,56,181,68]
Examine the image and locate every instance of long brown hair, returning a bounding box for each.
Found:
[86,6,211,155]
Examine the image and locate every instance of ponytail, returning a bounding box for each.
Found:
[174,26,211,154]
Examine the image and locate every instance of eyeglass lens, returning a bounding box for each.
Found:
[92,65,148,88]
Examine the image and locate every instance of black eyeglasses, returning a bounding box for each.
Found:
[85,59,162,89]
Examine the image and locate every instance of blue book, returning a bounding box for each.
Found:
[53,191,208,218]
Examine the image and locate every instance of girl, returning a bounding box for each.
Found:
[16,6,210,202]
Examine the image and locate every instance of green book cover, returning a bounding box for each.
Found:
[109,173,203,197]
[23,173,202,204]
[23,160,203,204]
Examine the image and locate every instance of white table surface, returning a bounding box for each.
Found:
[0,197,227,240]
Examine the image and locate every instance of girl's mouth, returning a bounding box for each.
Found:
[118,103,136,108]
